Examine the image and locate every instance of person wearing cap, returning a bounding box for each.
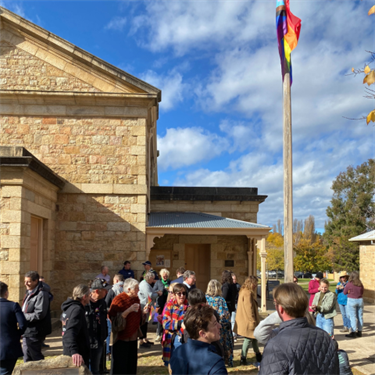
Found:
[336,272,351,333]
[140,261,158,285]
[118,261,134,280]
[308,271,323,312]
[85,279,110,375]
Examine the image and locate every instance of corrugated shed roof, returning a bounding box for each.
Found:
[349,230,375,242]
[148,212,270,229]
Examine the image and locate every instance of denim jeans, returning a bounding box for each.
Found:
[338,304,351,329]
[316,313,334,336]
[347,298,364,332]
[231,311,236,334]
[89,341,103,375]
[106,318,111,355]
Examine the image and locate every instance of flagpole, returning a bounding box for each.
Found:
[283,72,294,283]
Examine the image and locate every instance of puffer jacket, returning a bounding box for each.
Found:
[259,317,339,375]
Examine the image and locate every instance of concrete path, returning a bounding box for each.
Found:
[42,302,375,374]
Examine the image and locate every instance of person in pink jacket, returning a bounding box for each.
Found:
[308,272,323,312]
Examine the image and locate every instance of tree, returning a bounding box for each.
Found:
[323,159,375,271]
[349,6,375,125]
[294,235,331,272]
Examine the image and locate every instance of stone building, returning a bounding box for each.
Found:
[349,230,375,303]
[0,7,270,310]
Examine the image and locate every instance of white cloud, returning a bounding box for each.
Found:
[139,69,188,111]
[128,0,375,229]
[105,17,127,31]
[157,127,229,171]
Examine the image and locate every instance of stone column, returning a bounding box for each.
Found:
[259,237,267,312]
[247,237,253,276]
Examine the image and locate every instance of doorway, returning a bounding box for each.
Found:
[185,244,211,291]
[30,216,43,275]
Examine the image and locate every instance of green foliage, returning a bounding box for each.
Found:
[293,236,331,272]
[323,159,375,271]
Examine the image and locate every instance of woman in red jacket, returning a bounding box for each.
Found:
[308,272,323,312]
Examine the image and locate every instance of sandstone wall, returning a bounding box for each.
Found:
[151,200,259,223]
[360,244,375,302]
[0,40,101,92]
[151,234,249,286]
[53,192,146,309]
[0,115,147,185]
[0,168,58,303]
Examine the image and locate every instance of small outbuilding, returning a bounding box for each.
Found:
[349,230,375,303]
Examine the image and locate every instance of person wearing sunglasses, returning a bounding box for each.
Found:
[162,283,189,367]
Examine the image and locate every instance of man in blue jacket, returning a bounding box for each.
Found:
[118,261,135,280]
[170,304,228,375]
[0,281,27,375]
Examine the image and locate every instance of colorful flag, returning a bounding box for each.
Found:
[276,0,301,85]
[147,296,152,306]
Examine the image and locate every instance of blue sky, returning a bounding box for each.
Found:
[2,0,374,230]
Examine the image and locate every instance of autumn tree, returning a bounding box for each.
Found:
[323,159,375,271]
[294,235,331,272]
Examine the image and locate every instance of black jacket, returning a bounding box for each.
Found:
[221,282,237,314]
[259,317,339,375]
[61,298,90,366]
[0,298,27,360]
[85,299,108,349]
[22,281,52,338]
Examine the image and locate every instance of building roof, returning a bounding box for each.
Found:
[151,186,267,203]
[148,212,269,229]
[349,230,375,242]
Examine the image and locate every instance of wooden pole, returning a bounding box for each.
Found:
[283,72,294,283]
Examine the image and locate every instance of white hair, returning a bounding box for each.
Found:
[159,268,170,277]
[144,271,155,282]
[123,278,139,292]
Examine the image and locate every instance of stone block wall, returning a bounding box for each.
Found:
[53,192,146,309]
[151,200,259,223]
[0,115,147,185]
[360,244,375,302]
[151,234,249,286]
[0,168,58,303]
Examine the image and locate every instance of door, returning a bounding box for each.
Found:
[185,244,211,291]
[30,216,43,274]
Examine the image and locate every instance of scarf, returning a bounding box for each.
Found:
[108,292,141,340]
[161,278,170,288]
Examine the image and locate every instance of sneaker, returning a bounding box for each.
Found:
[340,327,349,333]
[140,342,151,348]
[234,337,237,343]
[155,335,161,342]
[146,340,154,345]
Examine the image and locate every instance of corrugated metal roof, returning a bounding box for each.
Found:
[349,230,375,242]
[148,212,270,229]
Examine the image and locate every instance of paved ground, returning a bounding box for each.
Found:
[41,301,375,374]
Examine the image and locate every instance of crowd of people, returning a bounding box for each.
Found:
[0,262,365,375]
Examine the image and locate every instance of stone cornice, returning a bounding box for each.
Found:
[0,91,156,117]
